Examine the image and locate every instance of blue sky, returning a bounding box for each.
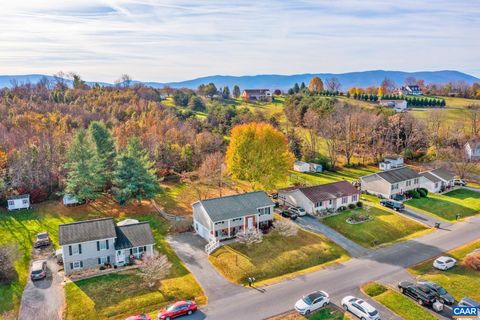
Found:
[0,0,479,82]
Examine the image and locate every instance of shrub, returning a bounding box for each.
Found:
[408,190,420,199]
[348,203,356,209]
[356,201,363,208]
[337,206,347,212]
[364,282,387,297]
[464,249,480,270]
[0,244,19,284]
[418,188,428,197]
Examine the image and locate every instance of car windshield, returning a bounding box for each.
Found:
[436,287,447,294]
[37,233,48,239]
[166,305,177,312]
[31,269,42,274]
[436,260,444,264]
[369,310,378,316]
[302,296,313,305]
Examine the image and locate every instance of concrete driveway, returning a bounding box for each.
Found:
[19,251,65,320]
[167,233,248,301]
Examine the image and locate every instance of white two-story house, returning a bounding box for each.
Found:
[360,166,421,199]
[59,218,155,275]
[420,167,455,193]
[192,191,275,242]
[278,181,360,215]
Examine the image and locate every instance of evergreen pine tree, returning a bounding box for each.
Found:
[64,129,105,202]
[293,83,300,93]
[88,121,116,186]
[112,137,161,205]
[233,85,241,98]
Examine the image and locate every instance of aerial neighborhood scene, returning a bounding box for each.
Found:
[1,1,480,320]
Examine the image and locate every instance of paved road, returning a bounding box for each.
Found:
[167,233,248,301]
[19,254,65,320]
[193,216,480,320]
[295,215,371,257]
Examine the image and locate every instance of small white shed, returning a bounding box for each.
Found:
[63,194,81,206]
[293,161,311,173]
[7,194,30,211]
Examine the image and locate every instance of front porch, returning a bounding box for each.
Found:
[115,245,153,266]
[214,220,272,241]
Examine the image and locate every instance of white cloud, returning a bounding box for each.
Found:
[0,0,479,82]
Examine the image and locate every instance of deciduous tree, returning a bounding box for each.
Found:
[139,254,172,288]
[308,77,324,93]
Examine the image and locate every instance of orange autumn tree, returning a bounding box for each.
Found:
[226,123,294,190]
[308,76,324,93]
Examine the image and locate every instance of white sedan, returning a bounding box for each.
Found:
[294,291,329,315]
[342,296,380,320]
[433,256,457,270]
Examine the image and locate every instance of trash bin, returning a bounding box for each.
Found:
[432,301,443,312]
[434,222,441,228]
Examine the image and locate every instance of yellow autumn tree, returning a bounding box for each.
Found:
[226,123,294,190]
[377,86,384,97]
[308,77,324,93]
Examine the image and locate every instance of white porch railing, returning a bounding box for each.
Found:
[205,239,220,255]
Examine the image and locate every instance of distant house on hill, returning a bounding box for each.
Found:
[7,194,30,211]
[379,156,404,171]
[398,85,422,96]
[241,89,272,101]
[379,99,407,112]
[465,139,480,161]
[293,161,323,173]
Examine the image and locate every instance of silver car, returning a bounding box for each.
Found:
[30,260,47,280]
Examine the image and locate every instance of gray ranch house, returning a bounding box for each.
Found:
[192,191,275,244]
[360,166,421,199]
[59,218,155,275]
[278,181,360,215]
[419,168,455,193]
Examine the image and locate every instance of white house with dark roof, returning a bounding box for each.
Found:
[398,85,422,96]
[360,166,421,199]
[59,218,155,275]
[192,191,275,243]
[465,139,480,161]
[379,156,404,171]
[420,168,455,193]
[241,89,272,101]
[278,181,360,215]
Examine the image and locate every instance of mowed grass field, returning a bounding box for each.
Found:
[322,206,430,248]
[409,240,480,302]
[268,306,348,320]
[209,228,348,285]
[406,188,480,221]
[0,197,205,320]
[362,283,437,320]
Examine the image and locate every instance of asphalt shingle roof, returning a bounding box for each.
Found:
[198,191,274,222]
[430,168,455,181]
[283,181,359,203]
[59,218,117,245]
[420,172,441,183]
[370,166,420,184]
[114,222,155,250]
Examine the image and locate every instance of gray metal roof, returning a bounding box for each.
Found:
[370,166,420,184]
[420,172,441,183]
[198,191,274,222]
[7,194,29,200]
[114,222,155,250]
[58,218,117,245]
[430,168,455,181]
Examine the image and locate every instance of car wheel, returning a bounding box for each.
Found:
[187,310,193,315]
[343,304,348,311]
[400,287,404,293]
[305,309,311,315]
[418,299,423,305]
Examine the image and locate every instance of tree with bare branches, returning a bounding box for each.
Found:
[236,229,263,247]
[273,219,298,237]
[325,77,341,92]
[139,254,172,288]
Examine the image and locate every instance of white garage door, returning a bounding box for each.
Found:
[195,221,209,240]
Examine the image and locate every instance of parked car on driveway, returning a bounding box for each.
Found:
[341,296,380,320]
[433,256,457,270]
[30,260,47,281]
[288,206,306,217]
[417,280,454,305]
[380,199,404,211]
[126,315,151,320]
[294,290,330,315]
[33,232,51,248]
[453,179,466,186]
[157,300,197,320]
[280,210,298,220]
[458,297,480,308]
[398,281,437,306]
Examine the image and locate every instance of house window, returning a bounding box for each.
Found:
[435,182,438,188]
[328,200,333,205]
[232,218,242,222]
[406,180,411,187]
[99,241,107,250]
[22,199,28,204]
[352,195,358,202]
[98,256,109,265]
[342,197,348,204]
[258,207,271,216]
[315,202,322,207]
[72,261,82,270]
[7,200,14,206]
[215,221,225,225]
[71,244,80,255]
[391,183,399,191]
[414,178,419,184]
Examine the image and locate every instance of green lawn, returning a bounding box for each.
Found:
[406,188,480,221]
[409,240,480,301]
[269,306,348,320]
[209,228,348,285]
[282,166,378,188]
[362,283,437,320]
[322,206,429,248]
[0,198,205,320]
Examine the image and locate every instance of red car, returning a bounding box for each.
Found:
[157,301,197,320]
[125,315,151,320]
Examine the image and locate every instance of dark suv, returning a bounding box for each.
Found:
[417,280,454,305]
[280,210,298,220]
[380,199,404,211]
[398,281,437,306]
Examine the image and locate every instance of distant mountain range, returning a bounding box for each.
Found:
[1,70,479,91]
